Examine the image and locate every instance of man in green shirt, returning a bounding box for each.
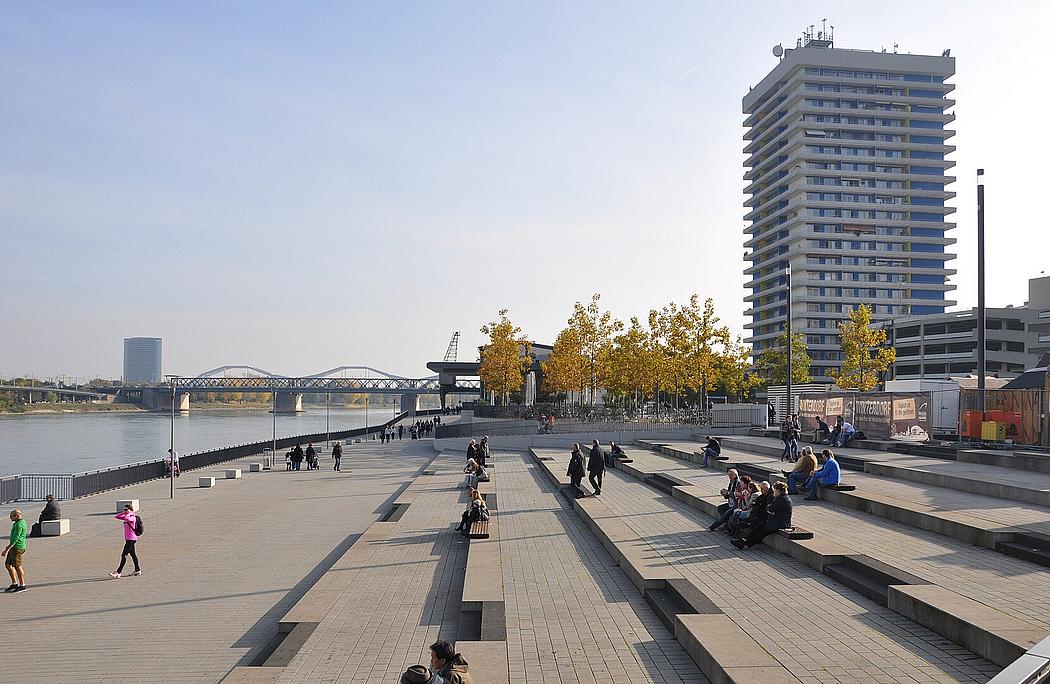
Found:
[4,509,27,592]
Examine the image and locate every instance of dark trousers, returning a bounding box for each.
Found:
[588,470,603,493]
[118,540,140,572]
[711,503,735,530]
[333,457,341,471]
[744,527,778,548]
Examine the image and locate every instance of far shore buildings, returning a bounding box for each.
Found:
[743,29,956,383]
[123,337,162,384]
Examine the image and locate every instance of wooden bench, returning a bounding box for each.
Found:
[823,483,856,492]
[777,526,814,540]
[468,520,490,539]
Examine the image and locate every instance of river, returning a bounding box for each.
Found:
[0,407,400,476]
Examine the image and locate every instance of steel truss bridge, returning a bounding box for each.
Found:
[169,365,480,396]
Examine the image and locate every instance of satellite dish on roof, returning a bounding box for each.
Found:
[772,44,784,57]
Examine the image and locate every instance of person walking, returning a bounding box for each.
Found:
[781,414,801,462]
[567,444,586,497]
[305,443,317,470]
[292,444,304,471]
[332,441,343,471]
[3,509,27,592]
[109,503,141,579]
[478,437,490,468]
[398,424,404,440]
[466,439,479,465]
[587,439,605,495]
[167,449,181,477]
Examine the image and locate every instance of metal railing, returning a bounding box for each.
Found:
[1,408,445,503]
[435,418,698,440]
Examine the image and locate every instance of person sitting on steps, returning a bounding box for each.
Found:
[700,436,721,467]
[454,487,488,533]
[805,449,841,501]
[732,482,792,549]
[783,446,818,495]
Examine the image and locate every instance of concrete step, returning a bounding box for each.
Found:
[995,534,1050,569]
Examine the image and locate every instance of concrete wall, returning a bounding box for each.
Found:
[434,429,698,454]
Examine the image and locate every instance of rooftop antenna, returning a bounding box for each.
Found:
[443,331,460,363]
[893,42,899,53]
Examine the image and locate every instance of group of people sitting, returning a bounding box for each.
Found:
[462,458,489,488]
[453,486,490,534]
[708,469,795,549]
[782,446,842,499]
[399,640,472,683]
[814,415,859,448]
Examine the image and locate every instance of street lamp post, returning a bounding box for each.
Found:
[166,375,177,500]
[365,395,369,439]
[325,392,331,449]
[977,169,986,419]
[271,385,277,468]
[785,265,793,418]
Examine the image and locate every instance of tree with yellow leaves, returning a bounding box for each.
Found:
[606,317,658,408]
[541,326,585,399]
[830,304,895,391]
[478,309,532,405]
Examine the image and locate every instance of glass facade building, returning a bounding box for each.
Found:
[123,337,163,384]
[743,40,956,381]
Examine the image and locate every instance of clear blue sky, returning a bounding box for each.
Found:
[2,1,1047,379]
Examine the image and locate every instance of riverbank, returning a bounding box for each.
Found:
[2,402,144,415]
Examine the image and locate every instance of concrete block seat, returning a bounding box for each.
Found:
[249,463,263,472]
[41,519,70,536]
[822,482,856,492]
[199,477,216,488]
[115,499,139,512]
[468,520,490,539]
[225,469,242,479]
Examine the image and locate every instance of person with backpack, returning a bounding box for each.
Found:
[332,442,343,471]
[109,503,142,579]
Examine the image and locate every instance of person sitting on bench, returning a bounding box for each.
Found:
[783,446,818,495]
[606,441,625,468]
[733,482,792,549]
[730,481,771,539]
[834,419,857,448]
[454,487,488,532]
[727,480,762,536]
[814,416,831,444]
[700,436,721,467]
[30,495,61,538]
[804,449,841,501]
[462,458,479,487]
[709,470,742,531]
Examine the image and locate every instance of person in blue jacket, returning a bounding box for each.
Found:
[804,449,841,501]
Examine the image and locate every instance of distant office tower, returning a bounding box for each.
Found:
[743,29,956,382]
[123,337,162,384]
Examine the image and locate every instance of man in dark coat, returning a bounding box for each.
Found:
[587,439,605,495]
[478,437,490,467]
[30,495,62,537]
[566,444,586,495]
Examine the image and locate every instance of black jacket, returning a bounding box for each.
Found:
[567,450,585,479]
[39,500,61,523]
[587,446,605,473]
[749,492,771,526]
[765,494,793,530]
[466,443,479,460]
[706,438,721,455]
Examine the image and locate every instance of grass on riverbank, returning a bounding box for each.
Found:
[5,402,145,415]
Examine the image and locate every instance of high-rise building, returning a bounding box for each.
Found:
[743,30,956,382]
[123,337,162,384]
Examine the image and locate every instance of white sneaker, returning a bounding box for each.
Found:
[130,570,141,576]
[109,571,121,579]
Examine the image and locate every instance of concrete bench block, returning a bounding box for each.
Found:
[116,499,139,513]
[41,519,70,536]
[225,469,242,479]
[199,477,216,488]
[455,641,509,684]
[249,463,263,472]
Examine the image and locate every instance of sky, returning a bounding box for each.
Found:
[2,1,1048,380]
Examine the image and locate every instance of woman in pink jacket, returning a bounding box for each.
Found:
[109,503,141,579]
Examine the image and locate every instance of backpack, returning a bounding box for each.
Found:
[132,515,144,536]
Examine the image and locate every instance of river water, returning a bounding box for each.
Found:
[0,407,399,476]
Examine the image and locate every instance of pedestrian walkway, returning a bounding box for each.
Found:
[533,447,1002,683]
[0,440,432,683]
[276,450,469,682]
[492,450,706,683]
[625,446,1050,632]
